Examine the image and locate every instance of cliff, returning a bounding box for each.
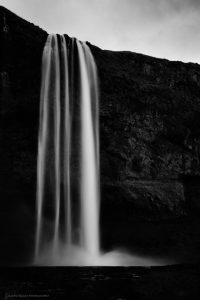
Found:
[91,44,200,220]
[1,6,200,263]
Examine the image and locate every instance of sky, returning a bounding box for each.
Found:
[1,0,200,63]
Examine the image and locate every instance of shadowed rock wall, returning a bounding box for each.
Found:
[90,45,200,219]
[0,6,47,263]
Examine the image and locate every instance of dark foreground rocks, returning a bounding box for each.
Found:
[0,266,200,300]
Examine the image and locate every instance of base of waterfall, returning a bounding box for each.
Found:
[34,244,172,266]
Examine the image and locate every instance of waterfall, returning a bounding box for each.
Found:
[61,35,72,246]
[77,40,100,256]
[34,34,170,267]
[34,34,100,264]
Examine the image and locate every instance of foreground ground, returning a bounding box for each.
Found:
[0,265,200,299]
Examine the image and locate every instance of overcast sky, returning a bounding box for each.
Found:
[1,0,200,63]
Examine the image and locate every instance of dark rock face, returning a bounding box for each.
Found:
[0,6,47,263]
[0,6,47,199]
[1,6,200,263]
[90,45,200,218]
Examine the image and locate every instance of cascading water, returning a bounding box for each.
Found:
[77,40,100,257]
[61,35,72,246]
[35,34,61,259]
[34,34,170,266]
[34,34,100,264]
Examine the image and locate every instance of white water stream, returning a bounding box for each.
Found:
[34,34,170,266]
